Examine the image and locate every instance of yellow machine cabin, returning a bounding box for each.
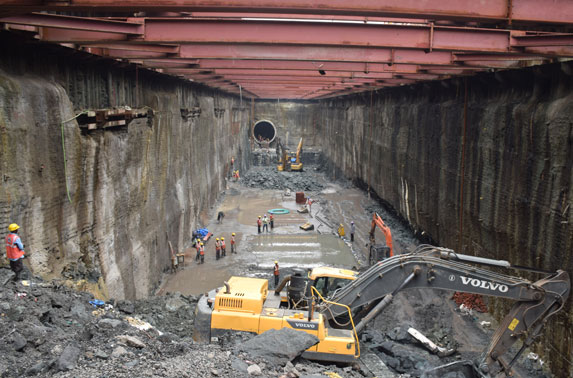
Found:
[196,275,358,362]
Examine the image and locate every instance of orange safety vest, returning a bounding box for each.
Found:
[231,236,235,245]
[274,264,279,276]
[5,233,25,260]
[221,240,226,248]
[215,241,221,251]
[257,219,262,226]
[200,246,204,255]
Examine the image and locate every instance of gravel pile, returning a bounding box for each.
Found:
[242,166,325,192]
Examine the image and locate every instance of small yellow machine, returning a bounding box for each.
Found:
[194,267,359,362]
[290,138,304,171]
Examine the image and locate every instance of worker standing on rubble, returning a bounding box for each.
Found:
[270,214,274,230]
[262,214,269,233]
[350,221,355,242]
[274,261,280,287]
[215,238,221,260]
[221,237,226,257]
[5,224,26,282]
[199,243,205,264]
[257,216,262,234]
[231,233,236,254]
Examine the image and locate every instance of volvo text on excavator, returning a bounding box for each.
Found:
[193,245,570,377]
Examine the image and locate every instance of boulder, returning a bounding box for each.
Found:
[56,343,81,371]
[116,335,146,348]
[235,328,319,366]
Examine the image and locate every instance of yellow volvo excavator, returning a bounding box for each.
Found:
[277,137,303,172]
[193,245,570,377]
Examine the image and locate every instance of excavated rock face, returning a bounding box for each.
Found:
[317,63,573,376]
[0,34,251,300]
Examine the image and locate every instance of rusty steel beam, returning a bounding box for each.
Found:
[195,59,393,73]
[177,44,454,65]
[34,19,514,53]
[0,13,143,34]
[89,43,179,53]
[40,27,128,42]
[141,20,511,53]
[511,34,573,47]
[94,48,167,58]
[1,0,572,25]
[453,53,543,62]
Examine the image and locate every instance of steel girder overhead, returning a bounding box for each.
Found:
[0,1,572,99]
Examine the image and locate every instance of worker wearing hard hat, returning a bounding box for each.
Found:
[5,224,26,282]
[199,243,205,264]
[215,238,221,260]
[231,233,236,254]
[257,216,262,234]
[273,260,280,287]
[221,237,226,257]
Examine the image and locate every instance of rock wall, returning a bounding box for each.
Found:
[253,100,321,150]
[0,33,251,299]
[317,62,573,375]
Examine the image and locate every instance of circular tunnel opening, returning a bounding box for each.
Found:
[253,120,277,144]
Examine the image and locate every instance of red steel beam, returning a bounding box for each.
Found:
[89,43,179,53]
[453,53,542,62]
[1,0,572,25]
[511,34,573,47]
[40,27,128,43]
[195,59,392,73]
[0,13,143,34]
[177,44,454,65]
[141,20,511,53]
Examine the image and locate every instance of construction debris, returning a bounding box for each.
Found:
[451,292,488,312]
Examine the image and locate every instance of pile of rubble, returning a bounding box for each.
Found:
[241,166,325,192]
[0,268,364,378]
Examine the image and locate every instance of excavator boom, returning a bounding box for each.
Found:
[323,245,570,376]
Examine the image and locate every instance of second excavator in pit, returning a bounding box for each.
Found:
[194,245,570,377]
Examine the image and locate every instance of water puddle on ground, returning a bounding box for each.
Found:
[247,233,357,269]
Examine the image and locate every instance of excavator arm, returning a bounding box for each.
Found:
[322,245,570,377]
[295,137,303,163]
[369,212,394,263]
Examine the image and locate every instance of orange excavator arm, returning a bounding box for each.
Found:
[369,212,393,257]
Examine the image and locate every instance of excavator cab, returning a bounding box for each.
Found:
[290,137,303,171]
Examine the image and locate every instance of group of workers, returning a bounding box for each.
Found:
[194,233,237,264]
[256,214,274,233]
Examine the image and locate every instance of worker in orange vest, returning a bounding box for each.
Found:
[199,243,205,264]
[215,238,221,260]
[270,214,274,230]
[257,216,262,234]
[195,240,201,262]
[274,260,280,287]
[231,233,236,254]
[5,224,26,282]
[221,237,226,257]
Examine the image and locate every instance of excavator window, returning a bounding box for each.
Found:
[313,277,352,298]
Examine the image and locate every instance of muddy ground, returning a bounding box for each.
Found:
[0,164,553,377]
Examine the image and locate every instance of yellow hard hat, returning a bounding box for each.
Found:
[216,238,219,240]
[232,233,236,236]
[274,260,278,264]
[8,223,19,232]
[200,243,204,246]
[221,237,224,240]
[258,216,261,218]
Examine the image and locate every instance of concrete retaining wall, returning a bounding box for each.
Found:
[317,62,573,375]
[0,34,251,299]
